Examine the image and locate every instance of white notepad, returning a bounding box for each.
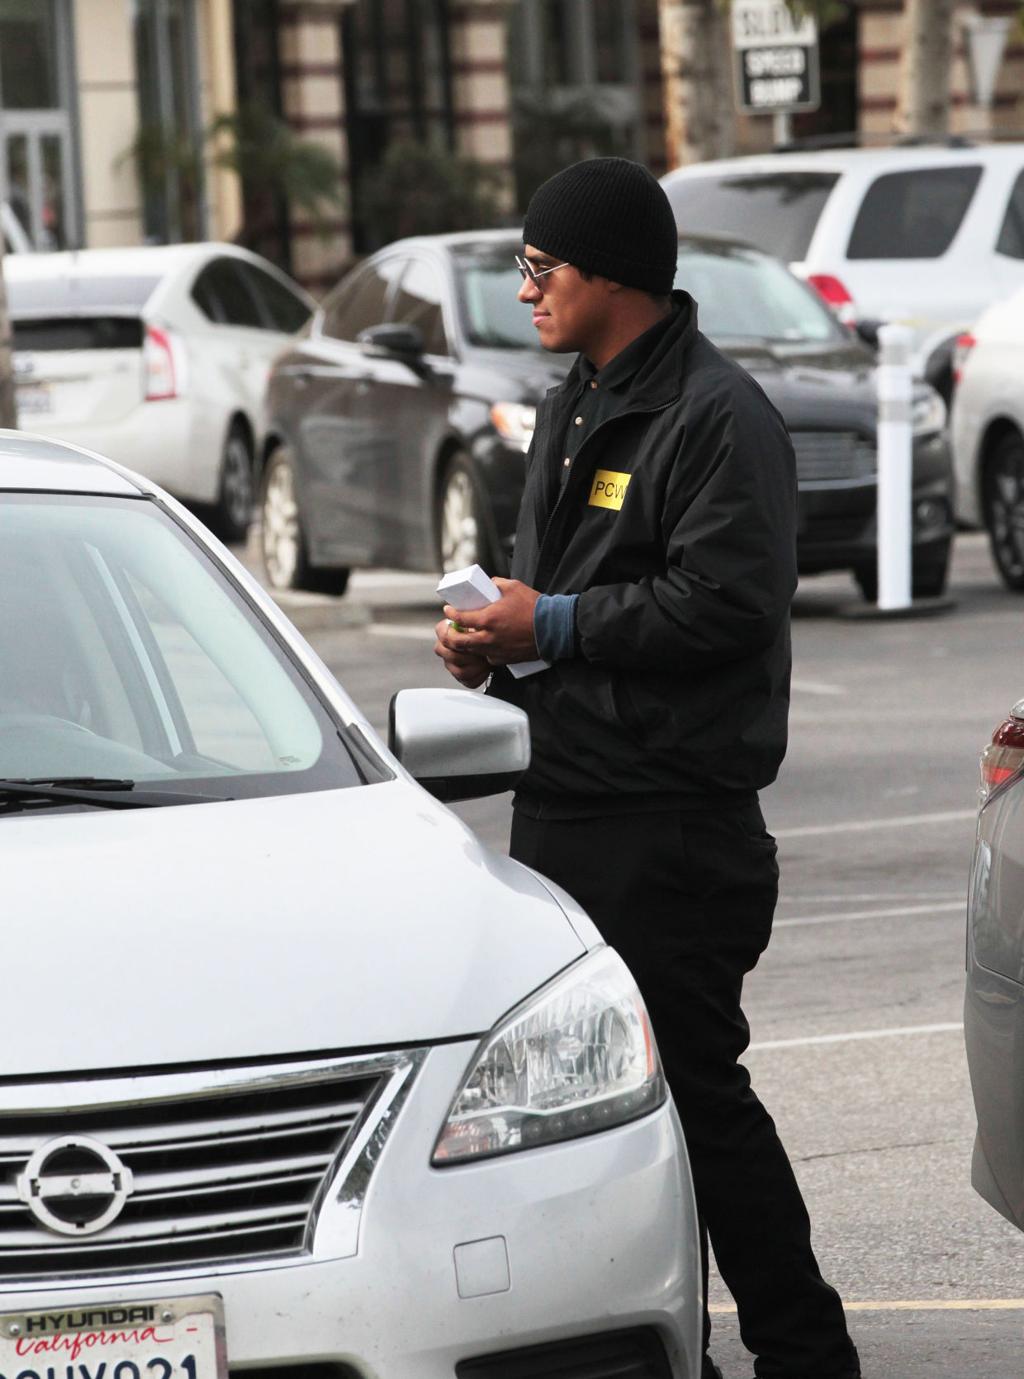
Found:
[436,565,550,679]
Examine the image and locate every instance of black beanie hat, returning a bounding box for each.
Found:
[523,157,677,295]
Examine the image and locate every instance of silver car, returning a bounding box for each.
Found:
[0,433,700,1378]
[966,698,1024,1226]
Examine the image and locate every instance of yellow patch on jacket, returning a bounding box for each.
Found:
[588,469,631,510]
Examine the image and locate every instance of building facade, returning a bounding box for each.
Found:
[3,0,1024,291]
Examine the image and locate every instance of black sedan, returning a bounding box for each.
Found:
[259,231,953,600]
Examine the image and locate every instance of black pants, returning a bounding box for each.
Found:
[510,804,859,1379]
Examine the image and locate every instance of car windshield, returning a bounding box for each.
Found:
[455,240,842,350]
[0,493,377,803]
[678,241,843,344]
[663,171,839,262]
[456,247,544,350]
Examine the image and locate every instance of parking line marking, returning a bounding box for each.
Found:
[791,678,846,696]
[749,1021,963,1051]
[775,809,975,840]
[776,901,963,928]
[367,623,432,640]
[709,1299,1024,1314]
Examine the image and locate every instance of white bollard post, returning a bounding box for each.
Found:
[875,324,914,610]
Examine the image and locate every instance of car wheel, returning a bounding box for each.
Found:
[853,541,951,602]
[437,455,492,574]
[212,423,255,543]
[260,446,351,595]
[983,432,1024,591]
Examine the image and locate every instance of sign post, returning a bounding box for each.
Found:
[731,0,820,123]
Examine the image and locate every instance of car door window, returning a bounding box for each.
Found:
[191,258,264,327]
[391,257,449,356]
[996,170,1024,259]
[238,261,312,333]
[321,259,402,341]
[846,167,982,259]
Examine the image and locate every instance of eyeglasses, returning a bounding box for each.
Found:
[515,254,570,290]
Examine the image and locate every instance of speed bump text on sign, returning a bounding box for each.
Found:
[589,469,631,510]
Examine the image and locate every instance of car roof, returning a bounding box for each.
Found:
[662,143,1024,180]
[2,242,253,283]
[367,227,769,257]
[0,431,145,497]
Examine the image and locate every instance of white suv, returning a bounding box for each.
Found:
[662,143,1024,400]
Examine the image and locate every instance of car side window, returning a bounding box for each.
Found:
[191,259,263,327]
[996,170,1024,259]
[321,261,396,341]
[846,167,982,260]
[391,257,449,356]
[238,262,312,333]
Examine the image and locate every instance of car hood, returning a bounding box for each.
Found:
[720,338,879,429]
[462,345,571,400]
[3,782,587,1075]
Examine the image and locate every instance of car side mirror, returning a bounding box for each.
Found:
[855,318,882,349]
[388,688,530,802]
[358,323,424,356]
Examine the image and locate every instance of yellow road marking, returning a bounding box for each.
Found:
[709,1299,1024,1314]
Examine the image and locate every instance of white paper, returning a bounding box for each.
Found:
[436,564,550,678]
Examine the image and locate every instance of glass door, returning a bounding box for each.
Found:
[0,0,78,250]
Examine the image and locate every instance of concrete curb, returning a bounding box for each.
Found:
[269,591,372,636]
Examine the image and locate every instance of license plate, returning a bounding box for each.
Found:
[15,381,51,415]
[0,1293,226,1378]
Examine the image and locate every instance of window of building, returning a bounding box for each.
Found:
[508,0,641,210]
[846,167,982,261]
[0,0,78,250]
[342,0,454,251]
[133,0,205,244]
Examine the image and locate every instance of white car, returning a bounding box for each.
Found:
[662,144,1024,399]
[5,244,314,540]
[0,432,700,1379]
[949,285,1024,588]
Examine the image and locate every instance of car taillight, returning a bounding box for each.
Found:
[143,324,179,401]
[980,704,1024,802]
[806,273,857,327]
[952,332,976,387]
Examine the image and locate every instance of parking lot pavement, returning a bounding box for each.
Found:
[244,530,1024,1377]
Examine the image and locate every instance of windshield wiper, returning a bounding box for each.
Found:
[0,777,228,811]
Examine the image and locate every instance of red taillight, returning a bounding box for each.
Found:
[806,273,856,326]
[952,331,976,387]
[980,710,1024,800]
[144,324,178,401]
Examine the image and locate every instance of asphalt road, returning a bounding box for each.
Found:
[263,531,1024,1379]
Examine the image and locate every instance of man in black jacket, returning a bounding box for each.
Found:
[434,158,860,1379]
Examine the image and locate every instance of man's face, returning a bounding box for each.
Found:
[518,244,613,356]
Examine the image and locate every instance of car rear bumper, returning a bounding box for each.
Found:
[29,402,220,506]
[0,1042,701,1378]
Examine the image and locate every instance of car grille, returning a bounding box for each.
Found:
[0,1058,393,1280]
[792,430,876,486]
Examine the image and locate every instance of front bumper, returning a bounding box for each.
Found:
[0,1042,701,1378]
[797,430,953,574]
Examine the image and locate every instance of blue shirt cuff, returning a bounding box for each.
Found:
[533,593,579,661]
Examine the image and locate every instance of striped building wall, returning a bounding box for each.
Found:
[277,0,353,292]
[449,0,516,207]
[860,0,1024,139]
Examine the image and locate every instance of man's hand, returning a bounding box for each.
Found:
[442,579,542,666]
[434,616,492,687]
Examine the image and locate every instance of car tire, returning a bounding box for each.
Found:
[437,454,492,574]
[260,446,350,595]
[211,422,255,543]
[853,541,951,602]
[983,431,1024,592]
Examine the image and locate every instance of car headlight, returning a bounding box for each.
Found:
[432,947,665,1165]
[490,402,536,452]
[912,389,946,436]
